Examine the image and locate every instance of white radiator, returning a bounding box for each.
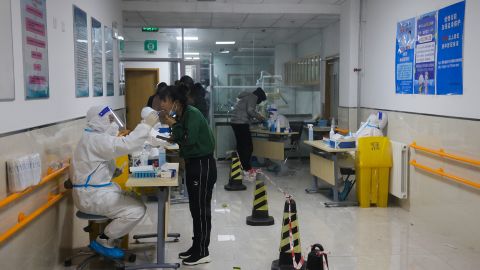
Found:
[389,140,408,199]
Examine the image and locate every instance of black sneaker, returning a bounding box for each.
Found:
[178,247,194,259]
[182,253,211,266]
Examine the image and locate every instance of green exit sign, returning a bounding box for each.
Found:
[144,40,157,51]
[142,27,159,32]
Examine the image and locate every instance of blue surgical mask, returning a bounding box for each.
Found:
[169,103,177,118]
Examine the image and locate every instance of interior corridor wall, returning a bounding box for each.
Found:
[1,0,123,135]
[361,0,480,251]
[0,0,123,269]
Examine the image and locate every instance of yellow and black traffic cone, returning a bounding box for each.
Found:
[271,198,304,270]
[246,173,274,226]
[224,152,246,191]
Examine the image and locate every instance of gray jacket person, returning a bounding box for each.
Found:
[230,87,266,178]
[230,88,267,124]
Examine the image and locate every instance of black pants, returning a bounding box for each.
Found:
[231,123,252,171]
[185,154,217,257]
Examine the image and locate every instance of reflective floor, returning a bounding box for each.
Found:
[78,160,480,269]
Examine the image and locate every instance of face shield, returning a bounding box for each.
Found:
[99,106,125,129]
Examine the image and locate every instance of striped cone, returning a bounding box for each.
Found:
[224,152,246,191]
[246,173,274,226]
[271,198,304,270]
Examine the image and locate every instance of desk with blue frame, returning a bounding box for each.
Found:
[303,140,358,207]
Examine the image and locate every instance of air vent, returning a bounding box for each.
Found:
[197,0,216,1]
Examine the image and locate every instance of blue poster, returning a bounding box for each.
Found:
[414,12,436,95]
[436,1,464,95]
[395,18,415,94]
[73,6,89,97]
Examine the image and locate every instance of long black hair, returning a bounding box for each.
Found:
[157,84,189,109]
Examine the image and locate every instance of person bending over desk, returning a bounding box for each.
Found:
[230,87,267,181]
[157,85,217,266]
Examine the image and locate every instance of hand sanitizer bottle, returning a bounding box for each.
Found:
[329,118,335,140]
[307,124,313,141]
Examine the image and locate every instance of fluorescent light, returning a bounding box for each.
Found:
[184,52,200,56]
[216,41,235,45]
[176,36,198,41]
[184,57,200,60]
[220,51,230,54]
[76,39,88,43]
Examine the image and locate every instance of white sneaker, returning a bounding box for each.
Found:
[96,236,116,248]
[242,173,254,182]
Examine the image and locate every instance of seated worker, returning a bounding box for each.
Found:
[71,105,159,259]
[267,104,290,132]
[230,87,267,180]
[147,82,167,111]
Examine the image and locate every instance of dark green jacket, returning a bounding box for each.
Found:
[171,105,215,158]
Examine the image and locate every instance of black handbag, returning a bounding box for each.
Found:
[306,244,329,270]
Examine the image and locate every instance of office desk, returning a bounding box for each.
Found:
[250,128,299,161]
[303,140,357,207]
[125,163,180,270]
[164,145,188,204]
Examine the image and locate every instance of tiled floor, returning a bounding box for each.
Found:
[77,160,480,269]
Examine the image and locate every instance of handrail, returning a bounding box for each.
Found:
[0,165,69,210]
[410,142,480,167]
[410,159,480,189]
[0,192,67,245]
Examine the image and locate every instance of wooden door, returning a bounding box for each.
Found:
[125,68,159,130]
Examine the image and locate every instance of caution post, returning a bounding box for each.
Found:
[224,152,247,191]
[271,198,304,270]
[246,173,274,226]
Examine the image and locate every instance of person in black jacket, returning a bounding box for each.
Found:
[178,76,209,120]
[147,82,167,110]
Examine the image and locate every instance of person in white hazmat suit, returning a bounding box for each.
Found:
[355,111,387,138]
[72,105,159,259]
[267,104,290,131]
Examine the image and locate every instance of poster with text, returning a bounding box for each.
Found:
[0,0,15,101]
[22,0,49,99]
[91,18,103,97]
[74,6,89,97]
[414,11,436,95]
[395,18,415,94]
[436,1,464,95]
[105,26,114,96]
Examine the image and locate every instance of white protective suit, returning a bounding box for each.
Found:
[355,111,388,138]
[72,106,151,239]
[268,105,290,130]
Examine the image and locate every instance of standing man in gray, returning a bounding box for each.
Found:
[230,87,267,180]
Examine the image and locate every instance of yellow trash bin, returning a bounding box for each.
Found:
[355,137,392,208]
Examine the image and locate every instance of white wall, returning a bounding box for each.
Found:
[359,0,480,251]
[322,21,340,58]
[296,33,322,58]
[362,0,480,119]
[339,0,360,108]
[123,62,172,86]
[0,0,122,134]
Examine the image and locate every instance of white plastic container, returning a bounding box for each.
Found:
[307,124,313,141]
[329,117,336,139]
[158,146,166,167]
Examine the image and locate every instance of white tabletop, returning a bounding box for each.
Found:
[164,144,179,151]
[303,140,356,153]
[126,163,179,187]
[250,128,299,136]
